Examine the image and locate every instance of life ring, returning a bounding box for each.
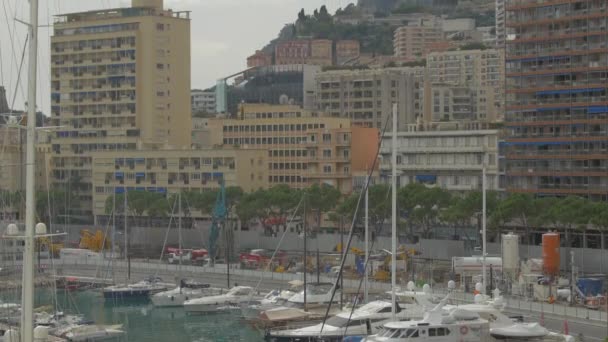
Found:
[460,326,468,335]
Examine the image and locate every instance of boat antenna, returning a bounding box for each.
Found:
[318,102,393,336]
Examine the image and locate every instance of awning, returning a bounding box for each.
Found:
[114,172,124,177]
[536,87,605,96]
[416,175,437,182]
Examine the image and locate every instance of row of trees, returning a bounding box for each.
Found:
[6,182,608,245]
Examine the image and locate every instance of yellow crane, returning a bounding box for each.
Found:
[78,229,111,252]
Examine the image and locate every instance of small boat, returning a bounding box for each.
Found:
[362,305,490,342]
[151,280,222,307]
[59,324,124,341]
[103,276,173,300]
[184,286,257,314]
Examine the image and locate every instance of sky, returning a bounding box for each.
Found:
[0,0,349,115]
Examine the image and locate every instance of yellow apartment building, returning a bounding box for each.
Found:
[208,104,358,193]
[49,0,191,220]
[90,148,268,222]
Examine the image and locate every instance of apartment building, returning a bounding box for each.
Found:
[191,89,215,114]
[394,26,442,60]
[505,0,608,199]
[208,104,378,194]
[246,50,272,68]
[336,40,361,65]
[380,124,501,192]
[91,148,268,222]
[275,40,333,66]
[315,67,425,130]
[50,0,191,219]
[426,49,505,122]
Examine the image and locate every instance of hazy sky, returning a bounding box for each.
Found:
[0,0,348,114]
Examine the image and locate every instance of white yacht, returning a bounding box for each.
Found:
[151,280,222,307]
[58,324,124,341]
[447,297,574,342]
[256,282,342,328]
[103,276,173,300]
[240,288,298,320]
[363,305,490,342]
[265,300,423,342]
[183,286,257,314]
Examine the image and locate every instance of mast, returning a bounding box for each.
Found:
[303,195,307,312]
[21,0,39,340]
[391,102,397,321]
[364,176,369,303]
[124,190,129,280]
[178,192,182,272]
[482,159,487,296]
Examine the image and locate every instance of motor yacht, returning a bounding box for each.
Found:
[151,280,222,307]
[183,286,257,314]
[103,276,173,300]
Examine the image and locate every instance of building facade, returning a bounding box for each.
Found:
[315,67,425,130]
[426,49,505,122]
[49,0,192,219]
[208,104,378,194]
[495,0,506,48]
[191,89,216,114]
[336,40,361,65]
[246,50,272,68]
[91,148,268,220]
[380,126,501,192]
[394,26,442,60]
[275,39,333,66]
[504,0,608,199]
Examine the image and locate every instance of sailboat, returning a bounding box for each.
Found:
[152,193,223,307]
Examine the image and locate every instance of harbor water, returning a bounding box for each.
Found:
[1,289,264,342]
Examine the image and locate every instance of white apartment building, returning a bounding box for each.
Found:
[380,128,501,192]
[191,89,216,114]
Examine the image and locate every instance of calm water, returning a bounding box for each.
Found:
[2,289,264,342]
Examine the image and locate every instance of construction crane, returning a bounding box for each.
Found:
[208,180,227,266]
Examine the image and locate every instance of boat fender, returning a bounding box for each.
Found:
[171,296,174,301]
[460,326,468,335]
[185,296,189,300]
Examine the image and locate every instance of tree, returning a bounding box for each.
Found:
[35,189,68,224]
[540,196,592,247]
[306,183,341,232]
[491,193,536,243]
[399,184,451,238]
[297,8,306,22]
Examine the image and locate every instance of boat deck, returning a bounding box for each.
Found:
[0,323,68,341]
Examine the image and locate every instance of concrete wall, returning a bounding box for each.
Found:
[47,224,608,274]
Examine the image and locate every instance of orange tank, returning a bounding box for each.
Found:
[542,233,560,276]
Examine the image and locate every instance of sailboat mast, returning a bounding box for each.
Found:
[391,103,397,321]
[21,0,39,340]
[178,192,182,271]
[364,177,369,303]
[124,190,128,261]
[482,160,487,296]
[303,195,307,312]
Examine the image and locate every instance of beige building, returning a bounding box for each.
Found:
[91,148,268,220]
[315,67,425,130]
[394,26,442,60]
[50,0,191,219]
[208,104,372,194]
[426,49,505,122]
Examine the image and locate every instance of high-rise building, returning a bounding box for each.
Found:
[314,67,425,130]
[426,49,505,122]
[504,0,608,199]
[393,25,442,60]
[50,0,191,219]
[208,104,378,194]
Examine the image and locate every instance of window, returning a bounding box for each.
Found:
[323,149,331,158]
[323,165,332,173]
[322,134,331,143]
[156,63,164,70]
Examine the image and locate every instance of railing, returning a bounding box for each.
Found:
[35,257,608,324]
